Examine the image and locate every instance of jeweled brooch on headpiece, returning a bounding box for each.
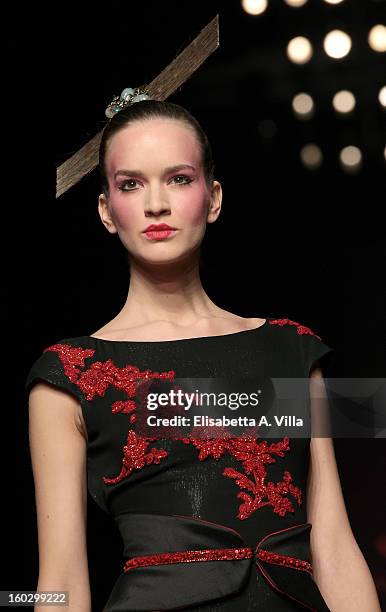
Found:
[105,87,151,119]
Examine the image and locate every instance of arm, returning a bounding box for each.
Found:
[306,365,381,611]
[28,382,91,611]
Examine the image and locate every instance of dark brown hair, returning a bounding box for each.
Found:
[98,99,215,198]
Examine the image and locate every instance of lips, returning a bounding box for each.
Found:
[143,225,178,241]
[144,223,177,232]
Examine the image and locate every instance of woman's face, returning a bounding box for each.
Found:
[98,118,222,267]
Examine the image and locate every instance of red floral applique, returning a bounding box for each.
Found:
[45,344,304,521]
[102,429,168,484]
[43,343,95,383]
[182,433,302,520]
[44,343,176,483]
[269,318,321,340]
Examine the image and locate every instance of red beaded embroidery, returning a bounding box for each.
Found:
[45,343,176,403]
[122,545,312,575]
[123,547,253,571]
[43,343,95,385]
[44,343,303,521]
[44,343,176,484]
[181,434,302,520]
[102,429,169,484]
[256,548,312,573]
[269,318,321,340]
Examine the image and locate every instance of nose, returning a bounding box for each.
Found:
[144,187,171,217]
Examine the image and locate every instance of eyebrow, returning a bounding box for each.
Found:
[114,164,196,180]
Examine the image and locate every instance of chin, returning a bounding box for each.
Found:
[136,248,199,267]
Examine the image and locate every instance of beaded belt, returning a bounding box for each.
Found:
[103,513,331,612]
[123,536,312,574]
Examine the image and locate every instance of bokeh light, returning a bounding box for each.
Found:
[323,30,352,59]
[300,144,323,169]
[241,0,268,16]
[292,93,315,119]
[287,36,313,64]
[368,25,386,52]
[340,145,362,173]
[333,90,356,114]
[283,0,308,7]
[379,86,386,107]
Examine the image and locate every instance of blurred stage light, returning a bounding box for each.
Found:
[368,25,386,52]
[300,144,323,169]
[333,90,356,113]
[287,36,313,64]
[283,0,308,7]
[292,93,314,119]
[242,0,268,15]
[379,86,386,107]
[323,0,345,4]
[323,30,352,58]
[340,145,362,173]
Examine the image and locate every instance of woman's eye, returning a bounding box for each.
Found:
[172,175,193,185]
[119,179,138,192]
[118,175,193,192]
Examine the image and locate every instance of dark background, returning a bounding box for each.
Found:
[5,0,385,609]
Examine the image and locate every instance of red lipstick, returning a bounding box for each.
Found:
[143,223,178,241]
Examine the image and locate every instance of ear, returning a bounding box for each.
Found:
[207,180,222,224]
[98,193,118,234]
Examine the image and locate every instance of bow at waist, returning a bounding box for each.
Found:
[103,513,331,611]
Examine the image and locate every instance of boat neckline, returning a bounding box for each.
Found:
[82,318,270,345]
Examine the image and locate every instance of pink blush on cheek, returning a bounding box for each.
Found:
[179,190,209,227]
[109,200,138,231]
[186,203,209,229]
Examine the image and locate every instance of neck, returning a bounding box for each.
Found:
[111,252,222,328]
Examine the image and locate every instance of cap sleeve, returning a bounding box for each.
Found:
[25,340,86,408]
[301,331,334,376]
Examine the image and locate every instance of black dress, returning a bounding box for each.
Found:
[25,317,334,611]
